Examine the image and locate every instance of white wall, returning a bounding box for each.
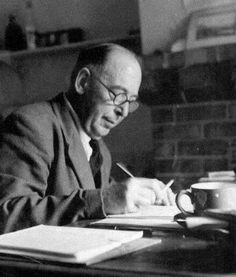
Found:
[183,0,236,12]
[138,0,236,55]
[0,0,139,46]
[138,0,186,54]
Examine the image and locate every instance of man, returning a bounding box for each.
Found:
[0,43,174,234]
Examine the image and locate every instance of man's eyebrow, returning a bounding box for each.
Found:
[110,85,138,98]
[110,85,127,92]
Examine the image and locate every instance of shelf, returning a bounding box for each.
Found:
[169,43,236,68]
[0,35,140,60]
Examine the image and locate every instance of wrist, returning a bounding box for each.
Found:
[101,183,127,215]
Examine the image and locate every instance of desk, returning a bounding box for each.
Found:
[0,228,234,277]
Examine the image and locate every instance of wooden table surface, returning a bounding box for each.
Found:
[0,227,234,277]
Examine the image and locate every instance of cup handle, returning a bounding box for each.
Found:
[176,190,194,216]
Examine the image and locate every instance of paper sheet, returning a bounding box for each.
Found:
[92,205,182,230]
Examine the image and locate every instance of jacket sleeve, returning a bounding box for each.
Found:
[0,109,107,234]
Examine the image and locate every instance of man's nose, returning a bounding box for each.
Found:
[115,102,129,117]
[120,102,129,117]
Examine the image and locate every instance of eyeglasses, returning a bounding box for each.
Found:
[88,69,139,113]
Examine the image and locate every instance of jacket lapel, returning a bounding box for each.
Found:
[68,131,95,189]
[98,140,111,188]
[51,93,95,189]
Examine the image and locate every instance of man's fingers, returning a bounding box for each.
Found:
[146,180,170,205]
[138,189,156,205]
[155,190,170,206]
[136,196,153,207]
[131,178,174,206]
[157,189,176,206]
[125,177,175,209]
[167,189,176,205]
[149,180,175,206]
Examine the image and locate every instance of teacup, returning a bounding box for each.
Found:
[175,182,236,216]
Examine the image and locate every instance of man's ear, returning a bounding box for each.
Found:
[75,67,91,95]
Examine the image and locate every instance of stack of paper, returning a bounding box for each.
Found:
[199,171,236,182]
[0,225,145,265]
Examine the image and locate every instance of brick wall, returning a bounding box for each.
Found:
[151,101,236,191]
[140,55,236,192]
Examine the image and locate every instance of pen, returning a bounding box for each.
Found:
[116,162,134,177]
[116,162,174,190]
[162,179,174,191]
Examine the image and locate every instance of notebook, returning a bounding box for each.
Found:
[0,225,144,265]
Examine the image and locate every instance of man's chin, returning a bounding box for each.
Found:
[100,127,111,137]
[91,127,111,139]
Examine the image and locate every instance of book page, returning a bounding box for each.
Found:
[0,225,143,264]
[92,217,181,229]
[91,205,182,230]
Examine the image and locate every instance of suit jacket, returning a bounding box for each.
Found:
[0,93,112,233]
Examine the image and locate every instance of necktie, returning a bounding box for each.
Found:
[89,139,103,188]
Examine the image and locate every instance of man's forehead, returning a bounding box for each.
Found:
[102,52,141,80]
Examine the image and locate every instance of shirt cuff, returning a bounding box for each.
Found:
[83,189,106,219]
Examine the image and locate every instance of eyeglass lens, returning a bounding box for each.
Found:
[113,94,139,112]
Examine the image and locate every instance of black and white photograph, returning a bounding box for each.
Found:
[0,0,236,276]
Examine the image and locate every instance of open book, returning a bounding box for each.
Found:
[0,225,146,265]
[91,205,182,231]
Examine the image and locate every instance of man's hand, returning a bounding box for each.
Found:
[102,177,175,215]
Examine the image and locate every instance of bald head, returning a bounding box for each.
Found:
[101,46,141,83]
[69,43,141,92]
